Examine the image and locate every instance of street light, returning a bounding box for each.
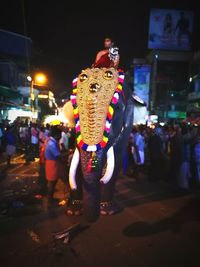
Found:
[27,72,47,114]
[34,73,47,85]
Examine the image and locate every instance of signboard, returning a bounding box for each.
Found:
[188,91,200,101]
[148,8,193,51]
[167,111,186,119]
[134,65,150,107]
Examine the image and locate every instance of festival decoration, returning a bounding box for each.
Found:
[70,68,124,153]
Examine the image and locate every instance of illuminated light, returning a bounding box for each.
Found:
[62,99,65,102]
[34,73,47,85]
[48,91,54,98]
[31,92,35,100]
[189,77,192,82]
[27,75,32,82]
[8,109,38,122]
[132,95,145,105]
[171,93,174,97]
[38,94,48,99]
[49,100,53,108]
[155,54,158,59]
[58,200,67,206]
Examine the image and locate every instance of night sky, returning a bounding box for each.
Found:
[0,0,199,96]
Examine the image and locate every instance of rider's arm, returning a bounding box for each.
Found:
[113,55,120,68]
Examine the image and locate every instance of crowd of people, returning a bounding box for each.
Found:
[0,119,76,203]
[125,123,200,192]
[1,118,200,205]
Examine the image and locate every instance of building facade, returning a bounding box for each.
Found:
[147,50,192,121]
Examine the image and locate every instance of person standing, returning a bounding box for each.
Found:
[38,126,49,195]
[178,126,191,190]
[148,127,164,181]
[5,125,16,167]
[169,125,183,184]
[44,126,61,204]
[31,123,39,158]
[0,123,4,154]
[175,11,191,48]
[192,127,200,187]
[130,127,145,178]
[39,126,47,147]
[59,126,70,152]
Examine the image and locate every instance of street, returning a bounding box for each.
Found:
[0,156,200,267]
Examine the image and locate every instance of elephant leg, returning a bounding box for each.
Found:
[100,154,122,215]
[66,164,83,216]
[100,99,133,215]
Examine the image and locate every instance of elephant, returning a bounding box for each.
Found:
[64,67,133,222]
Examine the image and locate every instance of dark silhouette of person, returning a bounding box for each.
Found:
[163,13,173,36]
[175,11,191,48]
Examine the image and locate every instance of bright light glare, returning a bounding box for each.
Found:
[8,109,38,122]
[35,73,47,85]
[27,76,32,82]
[44,114,69,125]
[189,77,192,82]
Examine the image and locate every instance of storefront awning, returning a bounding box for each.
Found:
[0,85,22,98]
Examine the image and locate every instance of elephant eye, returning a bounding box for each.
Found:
[103,70,113,80]
[79,73,88,82]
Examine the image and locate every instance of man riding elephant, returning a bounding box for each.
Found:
[64,37,133,222]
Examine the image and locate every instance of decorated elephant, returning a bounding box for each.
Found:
[64,67,133,222]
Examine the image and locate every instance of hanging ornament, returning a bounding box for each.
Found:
[70,69,124,152]
[91,152,99,171]
[86,152,99,173]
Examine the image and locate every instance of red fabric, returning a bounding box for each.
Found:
[93,52,112,68]
[39,138,50,164]
[40,144,45,164]
[45,160,60,181]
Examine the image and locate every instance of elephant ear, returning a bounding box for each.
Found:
[63,101,75,128]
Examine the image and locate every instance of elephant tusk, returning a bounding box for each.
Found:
[100,146,115,184]
[69,148,80,190]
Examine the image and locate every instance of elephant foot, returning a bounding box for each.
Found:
[66,200,83,216]
[100,201,122,216]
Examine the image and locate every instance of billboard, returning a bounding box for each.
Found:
[134,65,151,107]
[148,8,193,51]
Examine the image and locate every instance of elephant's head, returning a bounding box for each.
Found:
[68,67,127,221]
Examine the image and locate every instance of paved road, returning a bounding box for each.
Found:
[0,155,200,267]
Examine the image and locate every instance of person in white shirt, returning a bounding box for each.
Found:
[59,127,70,152]
[132,128,145,165]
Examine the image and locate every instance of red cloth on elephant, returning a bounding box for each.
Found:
[93,52,112,68]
